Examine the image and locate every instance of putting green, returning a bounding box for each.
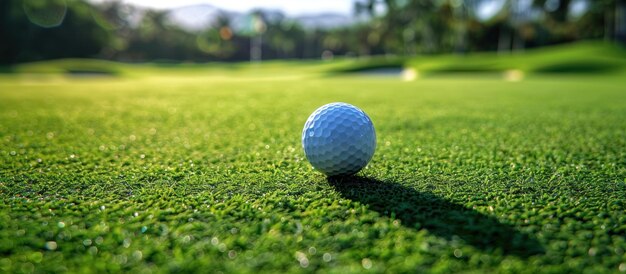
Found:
[1,49,625,272]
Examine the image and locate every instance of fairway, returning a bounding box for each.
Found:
[1,61,625,273]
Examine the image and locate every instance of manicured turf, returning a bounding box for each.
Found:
[1,45,625,273]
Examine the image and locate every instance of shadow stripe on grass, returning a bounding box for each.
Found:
[328,175,545,258]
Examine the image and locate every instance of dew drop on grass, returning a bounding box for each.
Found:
[323,253,332,262]
[21,262,34,273]
[132,251,142,261]
[454,249,463,258]
[45,241,57,250]
[362,258,372,269]
[123,238,131,248]
[218,243,227,252]
[295,251,308,268]
[114,254,127,265]
[228,250,237,259]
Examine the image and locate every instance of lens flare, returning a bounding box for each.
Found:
[23,0,68,28]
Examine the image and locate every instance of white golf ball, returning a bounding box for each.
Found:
[302,102,376,176]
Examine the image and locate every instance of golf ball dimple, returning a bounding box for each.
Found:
[302,102,376,176]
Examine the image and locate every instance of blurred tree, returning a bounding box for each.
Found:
[618,0,626,42]
[533,0,573,22]
[196,14,236,59]
[1,0,623,64]
[354,0,477,54]
[123,10,208,61]
[0,0,113,64]
[269,20,304,58]
[583,0,620,41]
[93,0,135,59]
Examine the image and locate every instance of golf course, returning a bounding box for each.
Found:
[1,42,625,273]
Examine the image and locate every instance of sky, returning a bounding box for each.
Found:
[89,0,354,15]
[476,0,505,20]
[88,0,588,20]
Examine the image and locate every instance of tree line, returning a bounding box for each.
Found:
[1,0,624,64]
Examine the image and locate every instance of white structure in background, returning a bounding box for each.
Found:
[250,14,266,63]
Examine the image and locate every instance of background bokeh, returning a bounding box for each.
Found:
[1,0,625,64]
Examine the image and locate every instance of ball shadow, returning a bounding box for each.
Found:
[327,175,544,258]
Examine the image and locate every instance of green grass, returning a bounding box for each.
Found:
[1,44,626,273]
[329,41,626,75]
[408,41,626,74]
[11,41,626,78]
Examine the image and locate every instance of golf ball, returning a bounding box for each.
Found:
[302,102,376,176]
